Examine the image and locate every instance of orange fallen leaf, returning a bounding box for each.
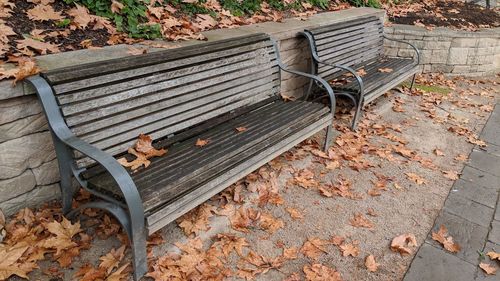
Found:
[301,237,329,260]
[196,138,209,147]
[339,242,359,257]
[442,170,459,180]
[432,225,461,253]
[135,134,166,158]
[27,5,64,21]
[479,262,497,275]
[303,263,342,281]
[405,172,426,185]
[487,251,500,261]
[16,38,60,55]
[349,212,374,229]
[330,235,345,246]
[365,255,379,272]
[378,68,393,73]
[454,154,468,162]
[235,127,247,132]
[286,208,304,220]
[391,233,417,255]
[283,247,298,260]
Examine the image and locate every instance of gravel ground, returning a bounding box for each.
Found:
[18,74,500,281]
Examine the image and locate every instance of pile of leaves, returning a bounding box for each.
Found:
[385,0,500,31]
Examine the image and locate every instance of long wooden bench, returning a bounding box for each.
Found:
[301,16,420,129]
[26,34,337,280]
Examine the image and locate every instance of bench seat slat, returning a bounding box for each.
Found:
[86,100,329,213]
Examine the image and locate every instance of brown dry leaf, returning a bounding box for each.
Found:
[259,212,284,234]
[283,247,298,260]
[357,68,367,76]
[454,154,468,162]
[176,203,214,236]
[41,218,82,256]
[301,237,329,260]
[111,0,124,13]
[126,46,148,55]
[442,170,459,180]
[378,68,393,73]
[330,236,345,246]
[27,4,64,21]
[303,263,342,281]
[3,58,41,85]
[325,160,340,170]
[135,134,166,157]
[391,233,417,255]
[432,225,461,253]
[286,207,304,220]
[349,213,374,229]
[479,262,497,275]
[339,243,359,257]
[405,172,426,185]
[117,148,150,170]
[68,4,93,29]
[235,126,247,132]
[196,138,209,147]
[0,244,31,280]
[433,148,445,156]
[213,233,248,257]
[16,38,60,55]
[106,263,130,281]
[486,251,500,261]
[99,246,126,274]
[365,255,379,272]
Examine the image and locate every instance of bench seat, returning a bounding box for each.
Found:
[85,99,330,233]
[331,57,418,104]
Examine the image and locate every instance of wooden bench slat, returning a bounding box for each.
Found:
[318,47,383,77]
[44,33,271,84]
[314,23,382,45]
[56,47,273,105]
[146,115,331,232]
[315,28,382,54]
[307,16,380,37]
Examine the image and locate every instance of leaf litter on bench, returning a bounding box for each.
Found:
[117,134,166,171]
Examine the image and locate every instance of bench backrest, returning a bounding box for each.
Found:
[42,34,280,168]
[305,16,384,78]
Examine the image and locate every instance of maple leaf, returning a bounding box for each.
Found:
[214,233,248,257]
[479,262,497,275]
[432,225,461,253]
[27,4,64,21]
[106,263,130,281]
[99,245,126,274]
[68,4,93,29]
[235,126,247,132]
[365,255,379,272]
[195,138,209,147]
[41,217,82,256]
[283,247,298,260]
[111,0,124,13]
[301,237,329,260]
[339,242,359,257]
[391,233,417,255]
[74,263,107,281]
[1,58,40,85]
[286,207,304,220]
[117,148,150,170]
[259,212,284,234]
[135,134,166,158]
[176,203,214,236]
[349,212,374,229]
[16,38,60,55]
[330,235,345,246]
[303,263,342,281]
[487,251,500,261]
[0,244,31,280]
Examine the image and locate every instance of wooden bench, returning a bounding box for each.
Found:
[301,16,420,129]
[26,34,336,280]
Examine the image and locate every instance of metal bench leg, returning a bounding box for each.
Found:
[68,201,149,280]
[323,124,334,152]
[351,95,364,131]
[409,73,416,93]
[52,137,77,214]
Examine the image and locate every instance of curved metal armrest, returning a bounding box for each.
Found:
[26,75,145,223]
[271,39,336,116]
[383,35,421,65]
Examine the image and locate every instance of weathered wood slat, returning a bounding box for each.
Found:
[61,57,277,118]
[318,38,383,64]
[44,33,271,84]
[315,28,382,54]
[314,24,382,48]
[308,16,380,37]
[56,47,274,105]
[318,48,383,78]
[363,65,418,104]
[146,115,331,232]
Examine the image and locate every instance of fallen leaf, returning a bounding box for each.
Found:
[303,263,342,281]
[479,262,497,275]
[405,172,426,185]
[235,127,247,132]
[391,233,417,255]
[349,213,374,229]
[286,208,304,220]
[16,38,60,55]
[339,243,359,257]
[365,255,379,272]
[27,5,64,21]
[99,246,126,274]
[301,237,329,260]
[196,138,209,147]
[454,154,468,162]
[111,0,124,13]
[432,225,461,253]
[486,251,500,261]
[433,148,445,156]
[378,68,393,73]
[126,46,148,55]
[442,170,459,180]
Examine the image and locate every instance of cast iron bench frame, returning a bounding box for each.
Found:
[26,34,336,280]
[301,16,420,129]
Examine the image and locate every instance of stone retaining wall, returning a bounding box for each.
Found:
[384,24,500,76]
[0,8,384,215]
